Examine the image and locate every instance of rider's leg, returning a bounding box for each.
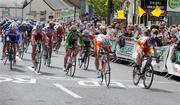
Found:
[2,42,8,59]
[13,43,17,63]
[32,44,37,65]
[64,50,71,69]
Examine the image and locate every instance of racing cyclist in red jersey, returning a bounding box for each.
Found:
[31,23,48,68]
[43,22,57,66]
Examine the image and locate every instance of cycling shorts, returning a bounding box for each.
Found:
[4,35,20,44]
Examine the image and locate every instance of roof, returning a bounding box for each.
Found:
[43,0,72,11]
[63,0,80,9]
[0,0,31,8]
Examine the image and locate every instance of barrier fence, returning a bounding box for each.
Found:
[111,40,180,77]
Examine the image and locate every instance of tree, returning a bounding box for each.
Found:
[88,0,121,20]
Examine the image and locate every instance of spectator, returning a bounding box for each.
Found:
[170,28,178,44]
[124,25,134,41]
[159,25,170,45]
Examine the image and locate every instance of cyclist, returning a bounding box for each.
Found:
[43,21,56,66]
[2,22,20,63]
[64,25,84,71]
[94,25,112,78]
[54,23,65,51]
[31,23,47,68]
[135,29,158,70]
[18,21,29,53]
[79,29,92,62]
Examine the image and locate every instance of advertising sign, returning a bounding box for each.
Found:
[167,46,180,76]
[167,0,180,12]
[141,0,167,11]
[116,41,136,60]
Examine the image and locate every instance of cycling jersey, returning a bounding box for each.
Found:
[43,27,56,41]
[65,32,84,50]
[136,36,155,56]
[32,29,44,41]
[4,30,20,44]
[94,34,111,50]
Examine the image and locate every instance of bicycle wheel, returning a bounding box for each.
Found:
[55,38,62,51]
[143,65,154,89]
[47,50,52,67]
[37,53,42,73]
[105,62,111,87]
[133,66,141,85]
[84,54,90,70]
[66,57,76,77]
[70,57,76,77]
[21,43,25,59]
[101,70,104,84]
[36,50,43,73]
[25,39,30,53]
[9,45,13,70]
[78,49,83,68]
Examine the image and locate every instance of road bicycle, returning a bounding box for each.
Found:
[54,36,63,53]
[78,46,90,70]
[3,38,15,70]
[34,41,43,73]
[100,49,111,87]
[133,55,159,89]
[44,42,52,67]
[65,47,76,77]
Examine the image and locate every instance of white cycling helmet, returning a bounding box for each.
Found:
[83,29,90,36]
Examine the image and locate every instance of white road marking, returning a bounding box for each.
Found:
[12,77,36,84]
[78,81,101,87]
[27,66,35,72]
[0,77,13,82]
[16,56,22,62]
[138,83,144,88]
[53,83,82,99]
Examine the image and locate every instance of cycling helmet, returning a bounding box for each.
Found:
[83,29,90,36]
[49,21,55,25]
[70,25,77,32]
[54,23,62,29]
[9,22,18,30]
[35,22,43,29]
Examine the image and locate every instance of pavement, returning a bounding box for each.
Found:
[0,41,180,105]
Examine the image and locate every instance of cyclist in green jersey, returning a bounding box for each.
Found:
[64,25,84,71]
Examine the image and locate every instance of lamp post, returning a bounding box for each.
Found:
[133,0,137,24]
[107,0,113,25]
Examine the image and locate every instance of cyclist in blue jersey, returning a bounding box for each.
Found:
[1,22,20,63]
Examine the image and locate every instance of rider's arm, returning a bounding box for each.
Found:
[65,32,71,48]
[78,32,85,47]
[31,30,36,45]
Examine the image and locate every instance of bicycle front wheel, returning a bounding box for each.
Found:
[78,50,83,68]
[9,45,13,70]
[67,57,76,77]
[70,57,76,77]
[105,62,111,87]
[36,51,43,73]
[143,65,154,89]
[133,66,141,85]
[84,55,90,70]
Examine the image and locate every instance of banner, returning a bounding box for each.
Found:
[167,0,180,12]
[141,0,167,11]
[116,41,136,61]
[167,46,180,76]
[59,8,74,18]
[151,46,170,72]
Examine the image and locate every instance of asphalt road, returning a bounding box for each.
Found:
[0,41,180,105]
